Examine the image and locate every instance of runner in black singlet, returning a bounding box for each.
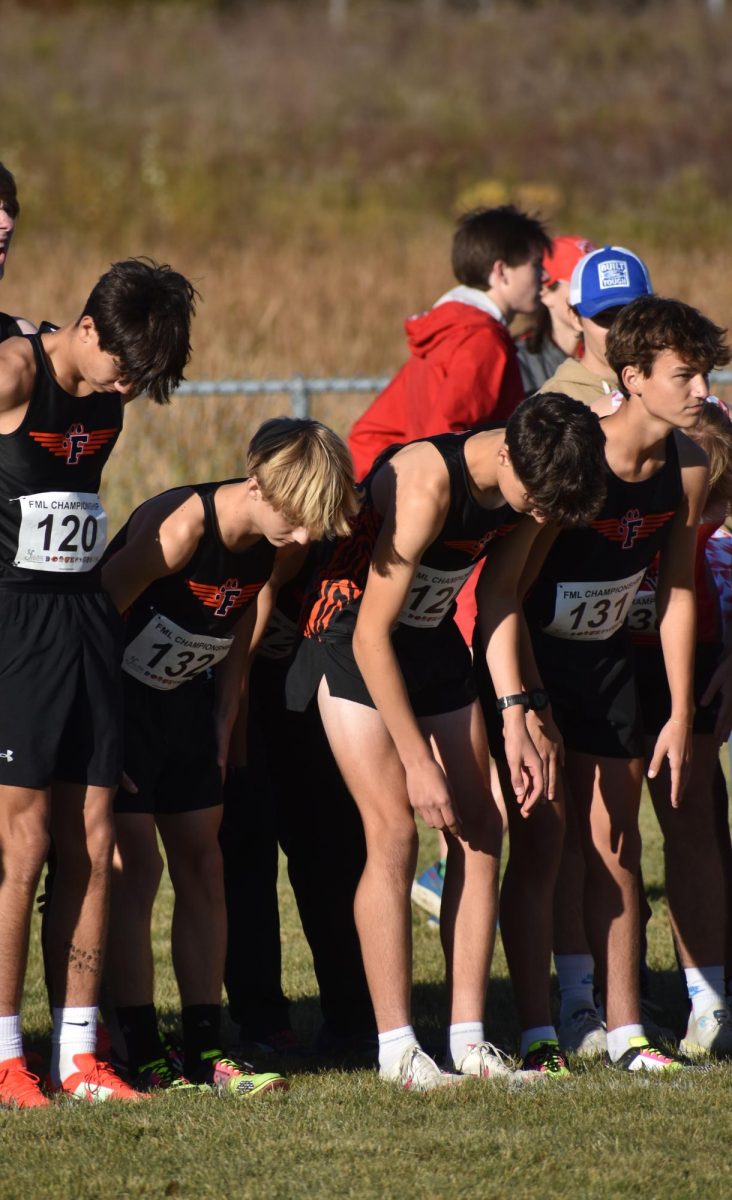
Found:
[101,418,357,1096]
[287,394,606,1091]
[0,259,195,1108]
[474,297,727,1077]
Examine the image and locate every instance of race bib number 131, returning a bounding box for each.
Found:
[14,491,107,572]
[543,569,646,641]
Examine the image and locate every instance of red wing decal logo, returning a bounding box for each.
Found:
[187,577,263,618]
[444,522,519,560]
[591,510,674,550]
[29,424,118,466]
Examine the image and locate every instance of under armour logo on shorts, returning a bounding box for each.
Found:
[0,749,14,762]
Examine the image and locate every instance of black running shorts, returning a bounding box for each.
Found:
[634,641,722,739]
[286,619,476,719]
[114,672,222,815]
[530,628,644,759]
[0,588,124,789]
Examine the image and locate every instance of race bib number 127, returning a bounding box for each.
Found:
[543,569,646,641]
[398,562,475,629]
[14,491,107,572]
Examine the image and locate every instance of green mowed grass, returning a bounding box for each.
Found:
[6,790,732,1200]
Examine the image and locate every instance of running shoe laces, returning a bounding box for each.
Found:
[521,1040,570,1077]
[53,1054,149,1101]
[0,1057,50,1109]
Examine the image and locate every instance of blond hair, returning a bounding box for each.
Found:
[247,417,358,539]
[688,400,732,511]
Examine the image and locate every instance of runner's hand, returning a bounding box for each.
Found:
[503,718,545,817]
[405,757,461,837]
[525,707,564,802]
[647,718,692,808]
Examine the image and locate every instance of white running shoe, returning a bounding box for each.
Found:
[558,1007,607,1057]
[379,1044,466,1091]
[679,1003,732,1058]
[450,1040,516,1080]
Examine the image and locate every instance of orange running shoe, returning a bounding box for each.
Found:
[0,1056,50,1109]
[50,1054,149,1103]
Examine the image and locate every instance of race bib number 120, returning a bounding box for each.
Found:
[543,569,646,641]
[14,491,107,572]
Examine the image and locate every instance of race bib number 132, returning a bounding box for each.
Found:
[14,491,107,572]
[543,569,646,641]
[123,612,233,691]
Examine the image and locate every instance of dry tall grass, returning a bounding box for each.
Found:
[2,0,731,525]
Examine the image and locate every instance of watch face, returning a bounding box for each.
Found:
[530,689,549,711]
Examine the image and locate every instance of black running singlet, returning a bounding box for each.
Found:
[0,334,123,589]
[109,481,277,691]
[525,432,683,644]
[304,431,520,639]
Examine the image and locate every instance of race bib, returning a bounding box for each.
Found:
[258,607,298,661]
[398,562,475,629]
[628,590,659,637]
[123,612,233,691]
[14,491,107,572]
[543,569,646,641]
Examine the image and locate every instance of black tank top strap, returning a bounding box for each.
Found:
[0,312,21,343]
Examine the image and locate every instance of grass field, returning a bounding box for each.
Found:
[1,3,732,1195]
[5,794,732,1200]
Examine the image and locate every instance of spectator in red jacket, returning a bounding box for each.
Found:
[348,206,551,480]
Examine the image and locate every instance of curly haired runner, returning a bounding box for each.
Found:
[475,296,730,1078]
[288,394,606,1091]
[0,259,196,1108]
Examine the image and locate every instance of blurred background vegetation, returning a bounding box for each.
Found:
[2,0,730,517]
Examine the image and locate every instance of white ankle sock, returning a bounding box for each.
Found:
[0,1014,23,1062]
[520,1025,557,1058]
[684,966,727,1019]
[377,1025,418,1074]
[448,1021,484,1066]
[51,1006,97,1086]
[606,1023,645,1062]
[555,953,596,1021]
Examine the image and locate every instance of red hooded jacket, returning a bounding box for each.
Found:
[348,295,524,480]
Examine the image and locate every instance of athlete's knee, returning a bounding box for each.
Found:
[168,839,224,899]
[113,844,164,911]
[364,817,418,877]
[1,824,50,892]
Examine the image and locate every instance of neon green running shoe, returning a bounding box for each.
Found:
[611,1037,684,1073]
[131,1056,209,1093]
[194,1050,288,1097]
[521,1040,571,1078]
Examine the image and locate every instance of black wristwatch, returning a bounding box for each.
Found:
[495,692,530,713]
[527,688,550,712]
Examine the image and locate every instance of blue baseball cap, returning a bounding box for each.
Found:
[569,246,653,318]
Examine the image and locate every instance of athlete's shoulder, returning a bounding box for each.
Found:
[0,334,35,413]
[673,427,709,471]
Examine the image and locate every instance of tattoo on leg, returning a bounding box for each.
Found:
[66,942,102,975]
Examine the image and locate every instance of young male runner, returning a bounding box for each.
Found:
[288,394,606,1090]
[630,400,732,1057]
[0,162,35,338]
[477,296,727,1074]
[348,205,550,479]
[101,419,357,1095]
[0,259,196,1108]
